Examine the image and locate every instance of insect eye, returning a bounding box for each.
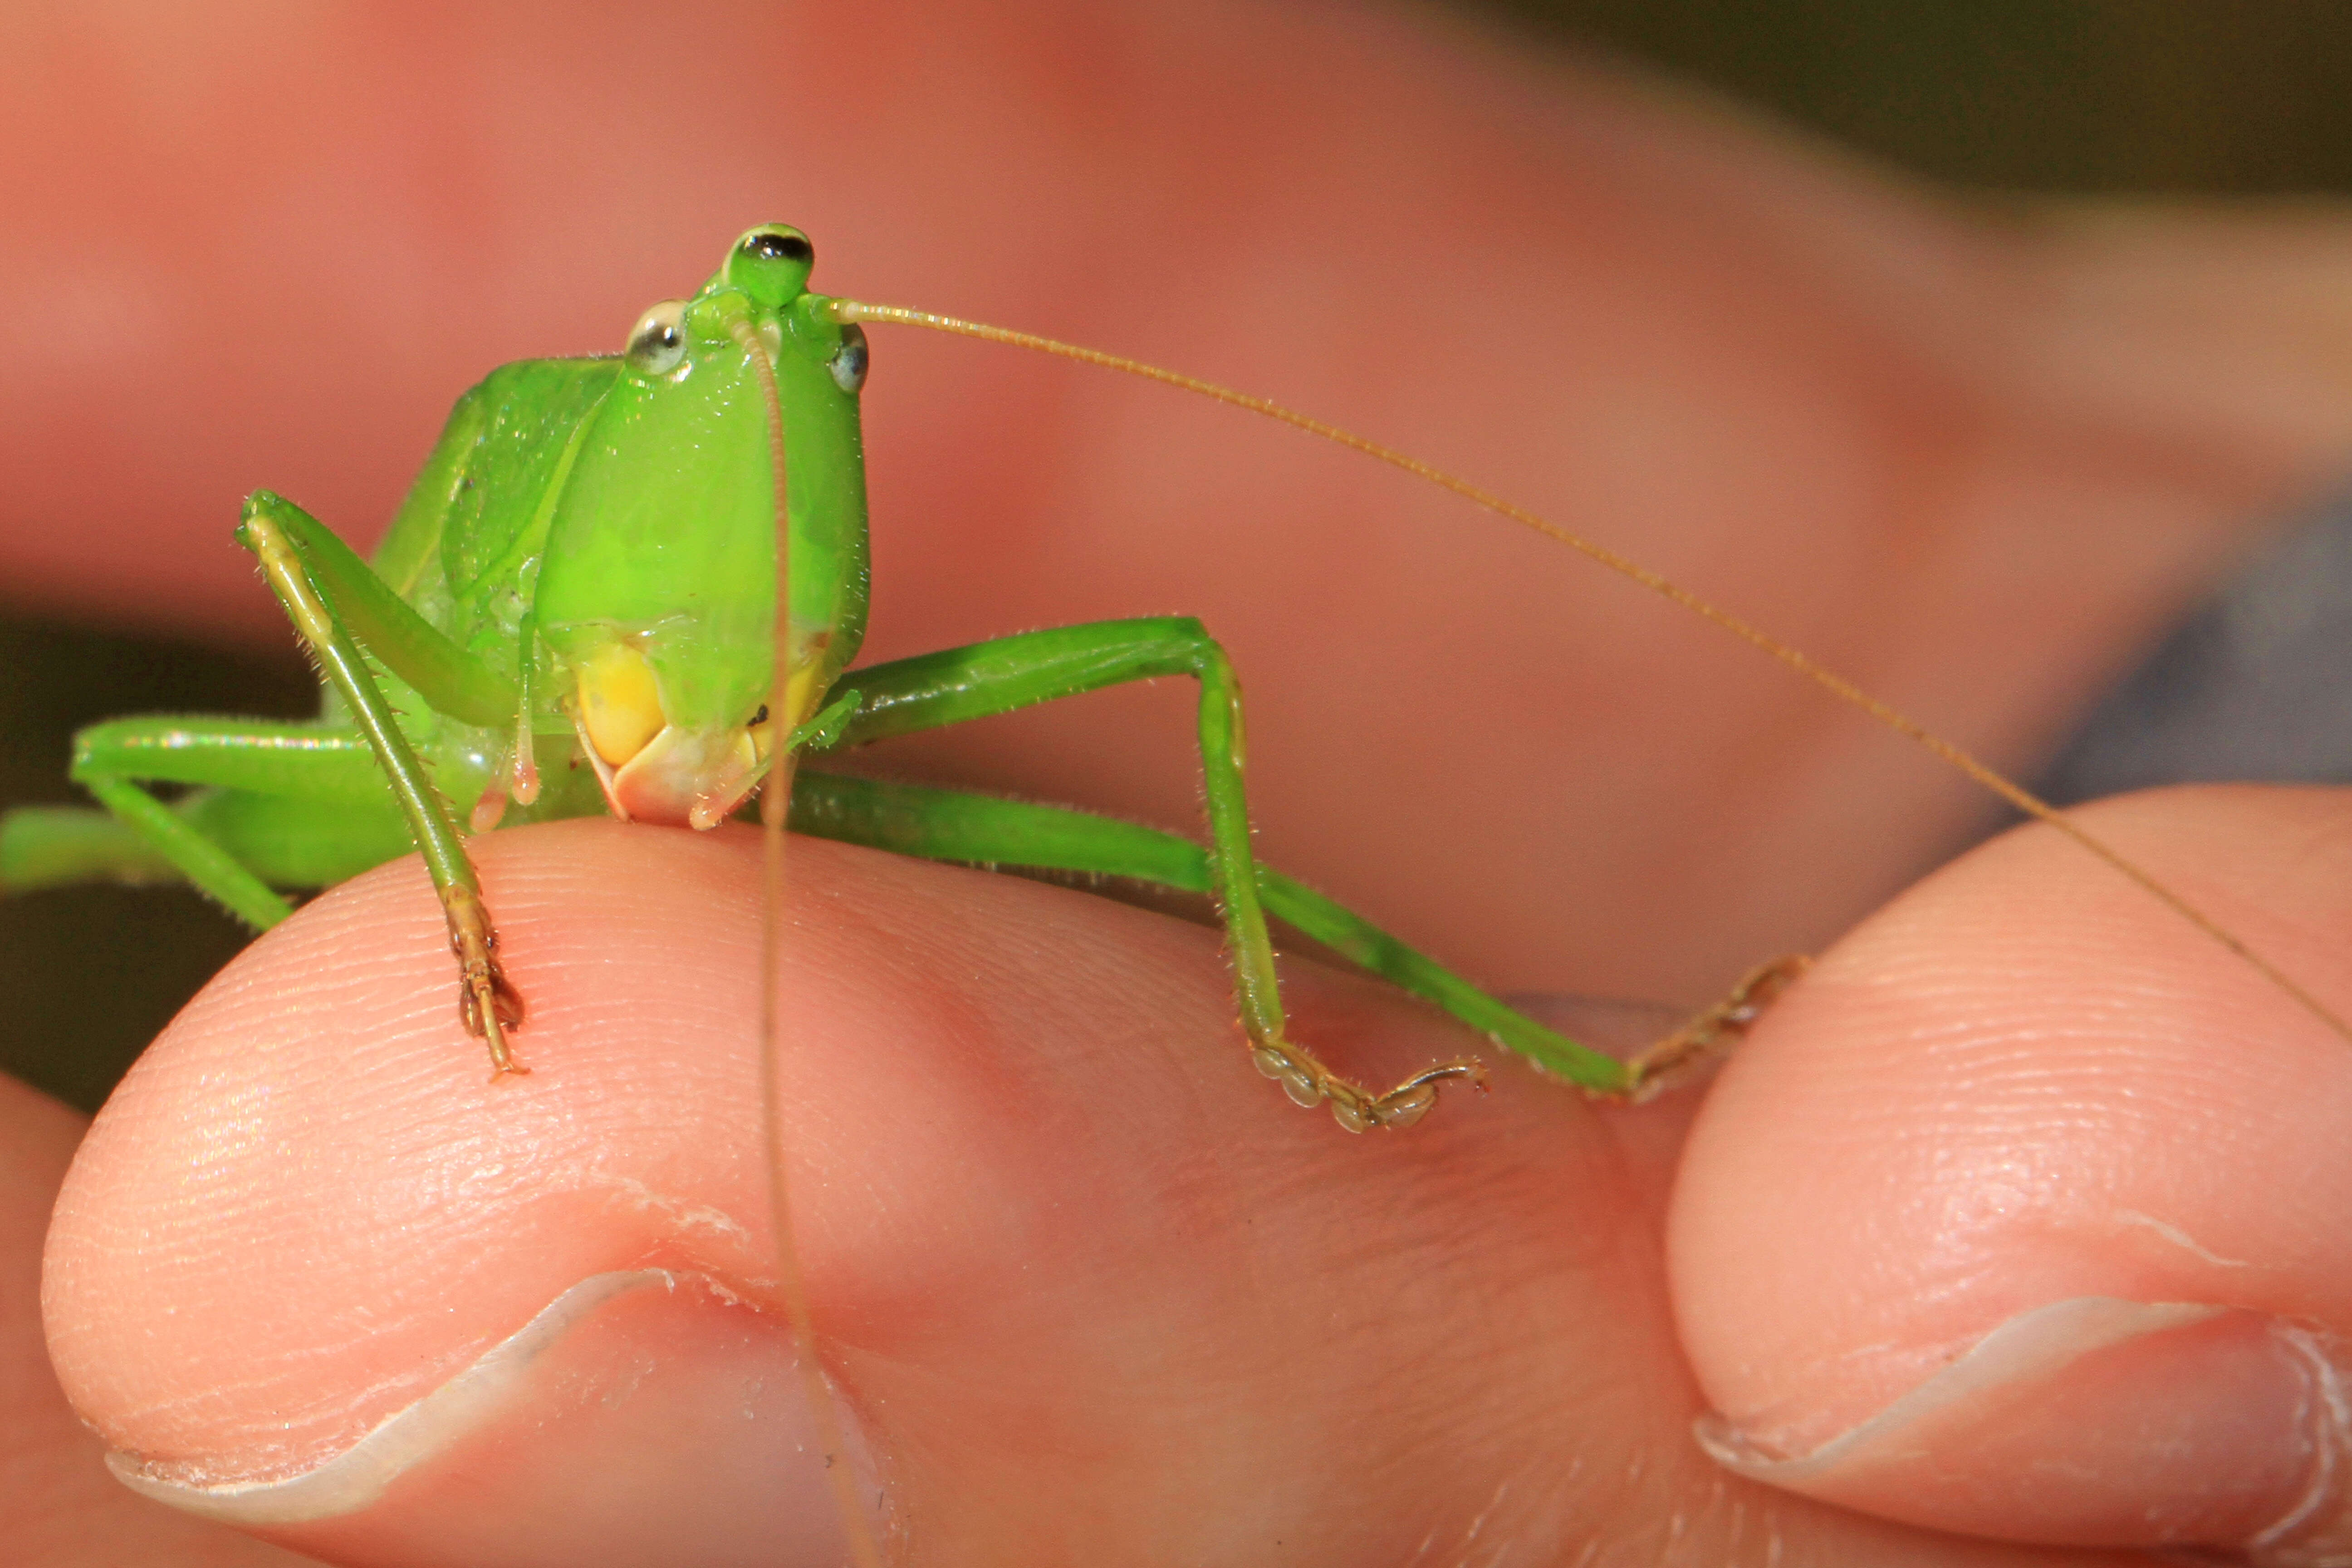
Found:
[625,299,688,376]
[828,323,870,395]
[743,228,811,265]
[727,224,815,306]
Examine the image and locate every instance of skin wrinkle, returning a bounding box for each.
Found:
[578,1171,756,1247]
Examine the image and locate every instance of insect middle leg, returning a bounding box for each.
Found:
[787,769,1802,1107]
[822,618,1506,1129]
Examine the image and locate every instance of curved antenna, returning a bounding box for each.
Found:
[730,316,887,1568]
[831,298,2352,1051]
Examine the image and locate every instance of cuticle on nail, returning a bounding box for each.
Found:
[2241,1318,2352,1567]
[106,1268,687,1523]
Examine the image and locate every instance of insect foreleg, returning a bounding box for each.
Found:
[260,495,521,727]
[238,492,526,1074]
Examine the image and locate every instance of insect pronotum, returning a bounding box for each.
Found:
[5,225,2343,1562]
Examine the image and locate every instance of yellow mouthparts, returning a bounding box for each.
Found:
[576,642,665,767]
[570,637,828,830]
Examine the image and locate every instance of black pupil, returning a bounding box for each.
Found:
[746,231,813,264]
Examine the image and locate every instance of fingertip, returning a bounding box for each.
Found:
[40,821,872,1563]
[1669,784,2352,1554]
[37,814,1800,1559]
[44,817,1526,1558]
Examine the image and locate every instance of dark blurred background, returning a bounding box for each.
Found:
[10,0,2352,1111]
[1510,0,2352,192]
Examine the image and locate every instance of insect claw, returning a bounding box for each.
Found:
[1369,1059,1486,1129]
[442,882,528,1074]
[488,1043,530,1079]
[488,968,527,1031]
[1624,952,1811,1097]
[1267,1048,1485,1133]
[1373,1083,1437,1128]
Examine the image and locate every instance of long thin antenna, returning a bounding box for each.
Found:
[733,317,887,1568]
[833,298,2352,1051]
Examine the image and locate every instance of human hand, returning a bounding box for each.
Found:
[15,3,2352,1563]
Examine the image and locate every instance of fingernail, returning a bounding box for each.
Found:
[1695,1297,2352,1560]
[107,1269,877,1564]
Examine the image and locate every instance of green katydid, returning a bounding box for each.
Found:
[0,222,1817,1127]
[3,220,2335,1116]
[1,215,2342,1109]
[8,221,2350,1565]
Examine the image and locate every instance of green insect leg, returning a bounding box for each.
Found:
[5,716,419,931]
[50,779,292,931]
[239,492,527,1073]
[43,710,410,872]
[822,619,1486,1130]
[0,804,178,891]
[787,769,1624,1088]
[786,770,1807,1099]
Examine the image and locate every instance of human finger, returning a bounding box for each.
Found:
[1671,785,2352,1559]
[46,819,2129,1565]
[0,1073,318,1567]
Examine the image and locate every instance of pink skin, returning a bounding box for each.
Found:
[14,2,2352,1562]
